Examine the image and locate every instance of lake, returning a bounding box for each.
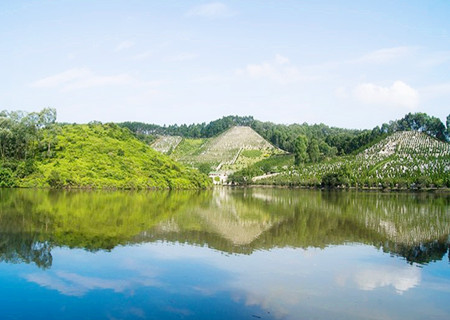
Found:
[0,188,449,319]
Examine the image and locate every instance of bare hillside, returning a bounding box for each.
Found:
[359,131,450,160]
[207,126,274,152]
[171,126,280,169]
[151,136,182,154]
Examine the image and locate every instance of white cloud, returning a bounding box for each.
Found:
[31,68,91,88]
[24,271,158,296]
[186,2,236,18]
[353,81,419,110]
[115,40,135,52]
[237,55,314,84]
[357,46,414,64]
[354,265,421,294]
[275,54,290,65]
[31,68,151,91]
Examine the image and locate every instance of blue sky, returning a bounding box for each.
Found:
[1,0,449,128]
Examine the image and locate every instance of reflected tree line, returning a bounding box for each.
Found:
[0,188,448,268]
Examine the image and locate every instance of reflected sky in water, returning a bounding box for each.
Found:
[0,188,449,319]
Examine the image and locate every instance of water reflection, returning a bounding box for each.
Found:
[0,188,449,268]
[1,188,449,319]
[353,265,421,294]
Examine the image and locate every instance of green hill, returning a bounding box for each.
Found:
[152,126,283,174]
[14,124,211,189]
[231,131,450,188]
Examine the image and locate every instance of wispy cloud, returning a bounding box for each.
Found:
[31,68,156,91]
[356,46,415,64]
[353,81,419,110]
[24,271,156,296]
[115,40,135,52]
[236,54,317,84]
[186,2,236,18]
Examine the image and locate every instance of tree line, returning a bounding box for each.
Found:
[119,112,450,162]
[0,108,58,186]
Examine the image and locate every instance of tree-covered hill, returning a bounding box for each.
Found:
[119,112,450,156]
[230,131,450,189]
[0,109,211,189]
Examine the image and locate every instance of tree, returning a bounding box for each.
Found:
[307,138,320,163]
[197,163,212,175]
[294,135,308,165]
[446,114,450,141]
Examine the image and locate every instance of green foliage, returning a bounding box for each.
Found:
[447,114,450,139]
[294,135,309,165]
[241,149,263,158]
[119,115,255,139]
[0,109,211,190]
[321,173,345,188]
[0,166,14,187]
[0,108,56,161]
[47,170,65,188]
[391,112,447,141]
[197,163,212,175]
[14,159,36,178]
[229,154,294,183]
[307,138,320,163]
[242,131,450,189]
[120,112,449,158]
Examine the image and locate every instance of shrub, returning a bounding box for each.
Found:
[0,167,14,187]
[47,170,65,188]
[321,173,345,188]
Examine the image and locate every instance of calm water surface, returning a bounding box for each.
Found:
[0,188,449,319]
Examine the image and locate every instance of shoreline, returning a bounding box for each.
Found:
[218,184,450,193]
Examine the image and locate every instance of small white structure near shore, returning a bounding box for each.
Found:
[209,171,228,185]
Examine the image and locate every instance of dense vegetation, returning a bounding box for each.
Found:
[0,109,210,189]
[1,188,448,268]
[230,131,450,189]
[2,109,448,189]
[119,112,450,157]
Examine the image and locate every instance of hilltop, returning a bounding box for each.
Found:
[0,110,211,189]
[230,131,450,189]
[120,112,450,158]
[152,126,283,175]
[25,124,211,189]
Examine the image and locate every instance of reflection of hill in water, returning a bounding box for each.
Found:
[0,188,448,268]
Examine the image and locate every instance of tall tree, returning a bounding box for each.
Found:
[307,138,320,163]
[446,114,450,140]
[294,135,309,165]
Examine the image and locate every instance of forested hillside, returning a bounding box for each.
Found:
[230,131,450,189]
[0,109,210,189]
[119,112,450,157]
